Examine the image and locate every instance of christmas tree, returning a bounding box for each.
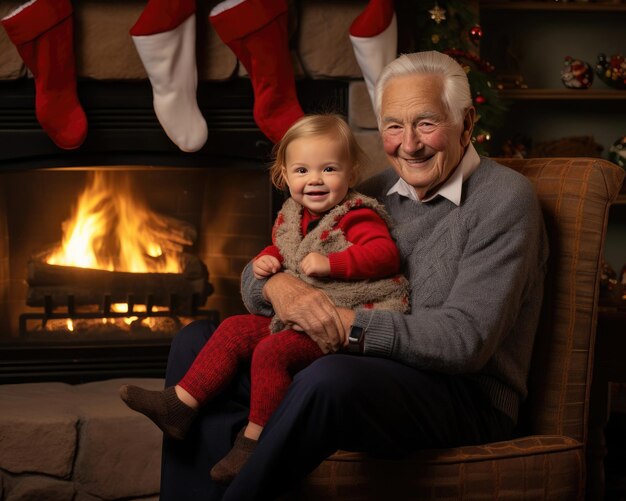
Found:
[398,1,507,155]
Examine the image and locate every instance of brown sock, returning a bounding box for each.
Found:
[210,429,258,485]
[119,385,197,440]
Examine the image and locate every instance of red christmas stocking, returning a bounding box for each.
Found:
[130,0,208,153]
[349,0,397,111]
[1,0,87,149]
[209,0,304,143]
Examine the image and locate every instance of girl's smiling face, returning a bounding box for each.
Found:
[282,134,354,215]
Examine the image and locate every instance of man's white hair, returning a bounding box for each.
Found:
[374,51,472,128]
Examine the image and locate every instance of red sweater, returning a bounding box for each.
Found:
[256,207,400,280]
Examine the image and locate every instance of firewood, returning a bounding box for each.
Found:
[26,255,210,314]
[145,213,197,247]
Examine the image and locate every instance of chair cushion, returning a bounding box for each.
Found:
[285,436,584,500]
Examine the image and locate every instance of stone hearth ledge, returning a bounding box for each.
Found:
[0,378,165,501]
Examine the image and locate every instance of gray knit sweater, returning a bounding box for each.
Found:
[241,157,549,423]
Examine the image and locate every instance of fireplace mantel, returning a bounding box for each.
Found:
[0,78,348,169]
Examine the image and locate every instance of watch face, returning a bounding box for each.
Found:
[348,326,364,353]
[349,326,363,342]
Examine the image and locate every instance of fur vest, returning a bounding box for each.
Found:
[270,190,410,333]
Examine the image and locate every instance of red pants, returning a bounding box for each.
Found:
[178,314,324,427]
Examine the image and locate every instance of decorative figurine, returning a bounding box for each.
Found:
[609,135,626,169]
[595,53,626,90]
[599,259,618,303]
[560,56,594,89]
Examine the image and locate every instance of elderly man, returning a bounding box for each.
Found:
[160,51,548,501]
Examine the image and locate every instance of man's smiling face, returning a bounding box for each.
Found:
[380,73,473,200]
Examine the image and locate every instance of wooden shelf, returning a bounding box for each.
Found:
[497,89,626,100]
[480,1,626,12]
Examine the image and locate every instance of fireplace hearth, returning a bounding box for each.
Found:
[0,78,348,383]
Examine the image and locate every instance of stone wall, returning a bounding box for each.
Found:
[0,379,164,501]
[0,1,365,81]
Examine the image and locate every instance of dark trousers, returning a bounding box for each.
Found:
[160,319,515,501]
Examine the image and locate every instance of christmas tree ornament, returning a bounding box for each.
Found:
[560,56,593,89]
[130,0,208,153]
[349,0,397,109]
[595,53,626,90]
[1,0,87,149]
[428,3,447,25]
[210,0,304,144]
[445,48,495,73]
[473,132,487,144]
[469,24,482,45]
[609,135,626,169]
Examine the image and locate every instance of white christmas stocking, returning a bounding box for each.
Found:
[349,0,397,110]
[130,0,208,152]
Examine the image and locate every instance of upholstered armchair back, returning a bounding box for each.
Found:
[497,158,624,443]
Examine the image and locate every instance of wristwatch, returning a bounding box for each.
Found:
[347,325,365,354]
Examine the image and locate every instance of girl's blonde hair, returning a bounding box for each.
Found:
[269,114,367,190]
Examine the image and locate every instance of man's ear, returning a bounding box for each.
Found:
[460,107,476,147]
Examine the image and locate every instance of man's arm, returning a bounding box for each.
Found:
[240,260,274,318]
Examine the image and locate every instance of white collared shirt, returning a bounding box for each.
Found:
[386,143,481,206]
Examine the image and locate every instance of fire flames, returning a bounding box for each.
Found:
[46,171,183,274]
[42,171,191,332]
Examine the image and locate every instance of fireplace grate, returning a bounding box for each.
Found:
[19,293,219,338]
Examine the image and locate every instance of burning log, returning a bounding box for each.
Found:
[27,253,211,315]
[145,213,197,254]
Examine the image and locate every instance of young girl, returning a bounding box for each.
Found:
[119,114,409,484]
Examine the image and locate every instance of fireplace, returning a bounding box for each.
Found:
[0,78,348,383]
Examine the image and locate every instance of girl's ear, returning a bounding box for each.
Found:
[349,165,360,188]
[280,166,290,189]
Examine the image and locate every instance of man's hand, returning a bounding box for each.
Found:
[253,255,282,279]
[299,252,331,277]
[263,273,346,353]
[336,307,356,348]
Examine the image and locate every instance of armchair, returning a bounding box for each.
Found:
[285,157,625,500]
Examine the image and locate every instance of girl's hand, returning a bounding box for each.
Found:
[300,252,331,277]
[253,255,282,279]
